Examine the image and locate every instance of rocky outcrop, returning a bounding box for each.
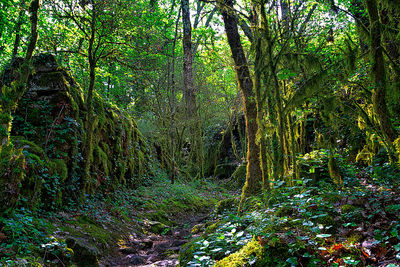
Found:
[6,53,151,209]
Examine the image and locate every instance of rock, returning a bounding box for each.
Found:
[153,241,169,251]
[66,237,99,267]
[125,254,144,265]
[171,240,187,247]
[167,246,180,252]
[33,53,59,72]
[142,239,153,249]
[149,234,159,241]
[130,240,143,247]
[144,220,169,235]
[119,246,137,254]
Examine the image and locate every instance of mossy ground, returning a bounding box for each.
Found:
[0,172,226,266]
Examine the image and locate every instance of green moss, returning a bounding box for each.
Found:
[204,221,220,235]
[12,137,46,158]
[95,145,110,176]
[314,214,339,233]
[191,223,204,234]
[323,193,343,203]
[50,159,68,182]
[394,137,400,165]
[347,233,362,243]
[64,216,120,248]
[214,197,238,215]
[328,157,342,185]
[228,164,246,189]
[215,238,263,267]
[0,144,25,211]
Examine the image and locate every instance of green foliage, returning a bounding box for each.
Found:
[181,215,253,266]
[0,208,72,266]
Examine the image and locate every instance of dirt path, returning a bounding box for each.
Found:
[102,213,209,267]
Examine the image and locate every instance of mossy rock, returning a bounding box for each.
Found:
[64,215,120,249]
[143,220,170,235]
[50,159,68,182]
[0,144,25,211]
[12,137,46,159]
[66,237,99,267]
[347,233,362,243]
[191,223,204,234]
[215,238,263,267]
[324,194,344,204]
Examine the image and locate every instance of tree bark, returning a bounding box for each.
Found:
[220,0,263,205]
[83,3,97,194]
[365,0,397,143]
[181,0,196,118]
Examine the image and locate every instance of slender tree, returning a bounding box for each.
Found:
[220,0,264,207]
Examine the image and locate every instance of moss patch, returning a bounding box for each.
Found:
[215,238,263,267]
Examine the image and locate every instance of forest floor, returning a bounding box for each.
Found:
[177,165,400,267]
[103,212,209,266]
[0,172,231,267]
[1,164,400,267]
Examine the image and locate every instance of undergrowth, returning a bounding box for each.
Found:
[0,168,224,266]
[181,163,400,267]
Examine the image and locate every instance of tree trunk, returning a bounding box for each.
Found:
[83,11,97,195]
[365,0,397,143]
[181,0,204,177]
[181,0,196,118]
[220,0,263,206]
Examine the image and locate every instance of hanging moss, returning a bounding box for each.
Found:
[3,53,152,209]
[94,145,110,177]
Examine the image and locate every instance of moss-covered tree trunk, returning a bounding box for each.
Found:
[83,12,97,195]
[182,0,204,177]
[365,0,397,145]
[220,0,263,207]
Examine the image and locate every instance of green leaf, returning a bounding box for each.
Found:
[316,234,331,238]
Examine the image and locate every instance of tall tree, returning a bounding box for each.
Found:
[364,0,397,144]
[182,0,196,119]
[220,0,264,207]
